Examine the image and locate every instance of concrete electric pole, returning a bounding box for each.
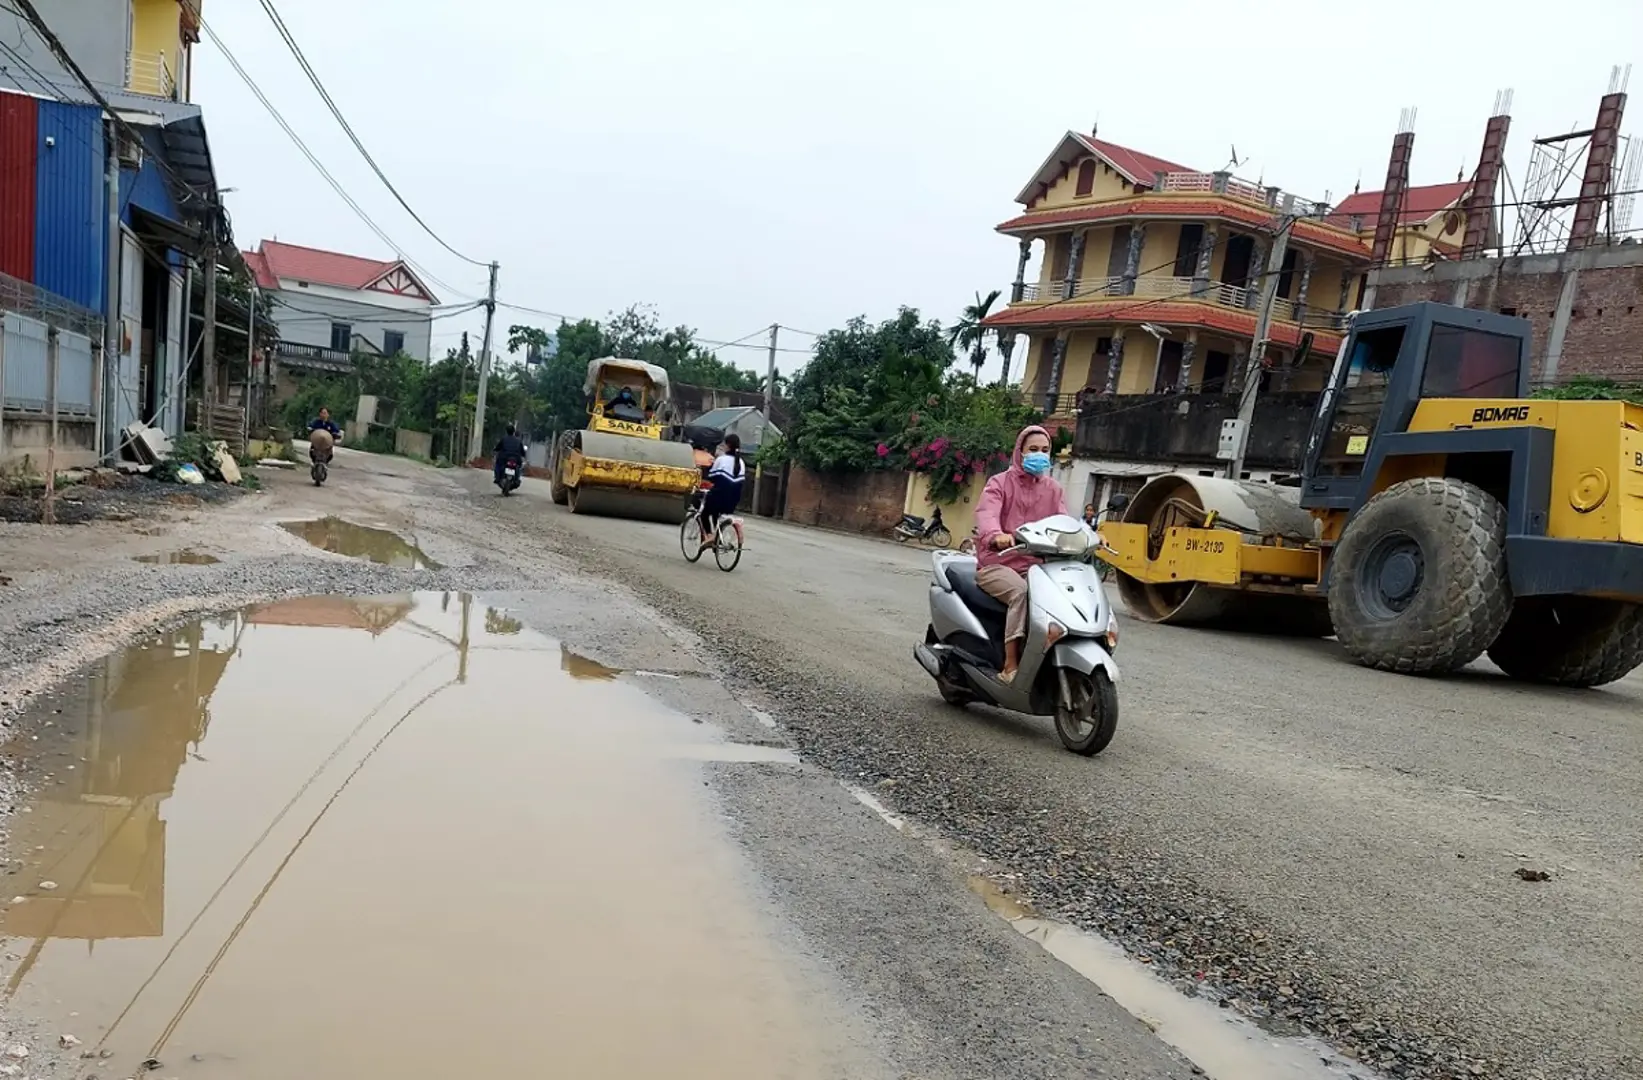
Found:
[753,323,778,513]
[467,260,500,463]
[1225,212,1296,480]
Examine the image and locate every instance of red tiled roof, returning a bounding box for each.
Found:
[996,198,1372,260]
[242,239,397,291]
[1326,181,1470,230]
[1077,135,1192,184]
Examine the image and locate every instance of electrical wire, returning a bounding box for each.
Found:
[251,0,487,267]
[197,16,469,301]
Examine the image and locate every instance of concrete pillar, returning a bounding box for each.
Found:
[1228,345,1249,394]
[1010,238,1033,303]
[1102,330,1125,396]
[1293,250,1315,323]
[1211,171,1231,194]
[1245,238,1267,309]
[1045,334,1069,412]
[1180,330,1199,391]
[1062,231,1088,300]
[1193,225,1218,296]
[1542,268,1582,383]
[1121,225,1146,295]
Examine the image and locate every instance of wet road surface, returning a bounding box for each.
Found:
[3,594,868,1078]
[482,470,1643,1080]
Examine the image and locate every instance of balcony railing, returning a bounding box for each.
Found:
[275,340,353,373]
[1154,171,1335,221]
[1016,390,1080,417]
[1011,274,1350,329]
[125,52,177,100]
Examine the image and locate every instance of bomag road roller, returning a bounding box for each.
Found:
[1104,300,1643,687]
[548,357,701,524]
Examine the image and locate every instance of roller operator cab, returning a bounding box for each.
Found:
[1105,301,1643,687]
[548,358,702,524]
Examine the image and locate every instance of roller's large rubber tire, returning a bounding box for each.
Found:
[1487,597,1643,687]
[1328,477,1511,675]
[550,474,568,505]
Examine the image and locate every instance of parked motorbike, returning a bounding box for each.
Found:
[497,453,523,496]
[914,514,1120,755]
[893,506,953,548]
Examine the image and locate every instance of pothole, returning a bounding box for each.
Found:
[280,517,440,569]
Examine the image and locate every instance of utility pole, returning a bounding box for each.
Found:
[101,121,120,455]
[246,282,258,437]
[200,233,219,422]
[753,323,778,514]
[467,260,499,463]
[1225,210,1295,480]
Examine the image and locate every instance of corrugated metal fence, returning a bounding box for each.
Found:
[1,268,103,419]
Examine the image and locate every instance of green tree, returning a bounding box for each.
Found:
[947,289,1001,379]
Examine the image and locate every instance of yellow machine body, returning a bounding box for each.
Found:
[552,358,701,524]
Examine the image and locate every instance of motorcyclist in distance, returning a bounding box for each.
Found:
[493,423,527,485]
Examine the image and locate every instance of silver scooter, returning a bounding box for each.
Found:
[913,514,1120,755]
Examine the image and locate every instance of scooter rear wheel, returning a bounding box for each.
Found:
[1055,669,1118,756]
[925,626,973,707]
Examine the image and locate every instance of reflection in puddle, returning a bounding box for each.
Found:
[484,608,523,635]
[561,644,619,681]
[133,550,220,565]
[963,876,1387,1080]
[280,517,440,569]
[0,592,832,1079]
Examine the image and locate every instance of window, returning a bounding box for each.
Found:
[383,330,406,356]
[1276,248,1299,299]
[329,322,352,351]
[1075,159,1098,198]
[1173,224,1204,278]
[1201,350,1232,393]
[1106,226,1133,278]
[1420,326,1521,399]
[1317,325,1405,477]
[1222,236,1255,289]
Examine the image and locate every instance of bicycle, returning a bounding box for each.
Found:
[680,486,743,572]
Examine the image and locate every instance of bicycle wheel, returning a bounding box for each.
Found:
[714,520,743,572]
[680,513,705,563]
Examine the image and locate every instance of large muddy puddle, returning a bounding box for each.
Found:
[0,593,831,1078]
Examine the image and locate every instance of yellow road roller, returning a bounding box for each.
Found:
[548,357,701,524]
[1105,300,1643,686]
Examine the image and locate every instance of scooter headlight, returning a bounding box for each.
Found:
[1053,529,1093,556]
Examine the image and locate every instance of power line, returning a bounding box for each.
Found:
[197,16,470,300]
[251,0,486,267]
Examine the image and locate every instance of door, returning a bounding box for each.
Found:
[1222,235,1254,288]
[1153,340,1184,393]
[117,232,142,433]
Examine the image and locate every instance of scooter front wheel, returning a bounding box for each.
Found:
[1055,669,1118,756]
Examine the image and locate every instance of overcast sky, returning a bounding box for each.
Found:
[195,0,1641,378]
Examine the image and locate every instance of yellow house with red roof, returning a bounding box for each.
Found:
[983,130,1478,427]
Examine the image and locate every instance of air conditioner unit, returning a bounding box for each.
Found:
[116,129,144,171]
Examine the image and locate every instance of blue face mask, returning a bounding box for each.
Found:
[1022,451,1051,476]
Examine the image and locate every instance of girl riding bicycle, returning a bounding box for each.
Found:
[699,433,745,550]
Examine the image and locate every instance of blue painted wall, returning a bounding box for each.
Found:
[32,98,104,313]
[118,128,178,227]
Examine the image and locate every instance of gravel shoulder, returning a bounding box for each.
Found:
[0,452,1197,1080]
[467,470,1642,1080]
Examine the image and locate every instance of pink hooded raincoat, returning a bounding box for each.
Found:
[974,425,1067,575]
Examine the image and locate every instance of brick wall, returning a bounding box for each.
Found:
[784,465,907,535]
[1372,246,1643,382]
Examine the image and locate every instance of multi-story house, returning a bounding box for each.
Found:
[982,129,1388,509]
[243,240,437,402]
[0,0,219,463]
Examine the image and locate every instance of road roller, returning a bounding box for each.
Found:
[1103,300,1643,686]
[548,358,701,524]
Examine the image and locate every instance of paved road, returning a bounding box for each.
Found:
[476,471,1642,1080]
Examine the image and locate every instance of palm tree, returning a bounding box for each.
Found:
[948,290,1002,378]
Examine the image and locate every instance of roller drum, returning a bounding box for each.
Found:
[1115,473,1329,635]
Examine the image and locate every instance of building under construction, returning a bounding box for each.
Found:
[1369,67,1642,385]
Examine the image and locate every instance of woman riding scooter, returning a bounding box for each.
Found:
[974,425,1069,683]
